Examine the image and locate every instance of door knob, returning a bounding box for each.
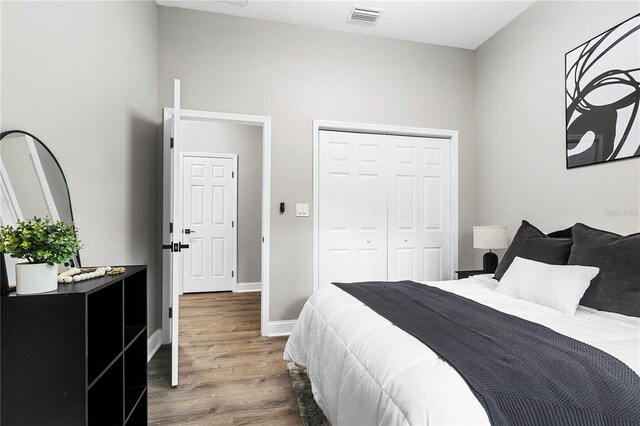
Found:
[366,239,371,243]
[185,229,195,234]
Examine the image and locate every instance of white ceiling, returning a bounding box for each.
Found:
[156,0,535,50]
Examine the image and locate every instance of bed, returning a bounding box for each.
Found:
[284,274,640,425]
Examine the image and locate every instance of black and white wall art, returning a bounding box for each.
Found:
[565,14,640,168]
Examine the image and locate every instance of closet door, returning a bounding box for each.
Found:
[388,136,451,282]
[318,131,388,288]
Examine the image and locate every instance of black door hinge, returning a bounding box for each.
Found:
[169,307,173,318]
[232,171,235,178]
[232,271,234,278]
[169,222,173,233]
[170,137,174,148]
[232,221,234,228]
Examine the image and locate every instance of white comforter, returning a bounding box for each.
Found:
[284,275,640,425]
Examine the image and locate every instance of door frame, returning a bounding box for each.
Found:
[162,109,271,343]
[312,120,459,292]
[180,152,238,294]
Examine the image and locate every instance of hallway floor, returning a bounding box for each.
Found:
[148,292,302,425]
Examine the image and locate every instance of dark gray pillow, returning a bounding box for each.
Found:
[569,223,640,317]
[494,220,572,281]
[547,226,573,239]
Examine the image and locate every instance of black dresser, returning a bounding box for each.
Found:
[1,265,148,426]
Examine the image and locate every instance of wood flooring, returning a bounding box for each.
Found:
[148,292,302,425]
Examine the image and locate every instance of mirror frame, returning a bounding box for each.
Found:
[0,130,81,293]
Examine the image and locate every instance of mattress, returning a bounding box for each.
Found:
[283,275,640,425]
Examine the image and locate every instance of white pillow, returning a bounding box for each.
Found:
[495,256,599,315]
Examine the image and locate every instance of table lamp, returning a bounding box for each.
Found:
[473,226,509,273]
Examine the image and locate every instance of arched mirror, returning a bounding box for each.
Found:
[0,130,80,291]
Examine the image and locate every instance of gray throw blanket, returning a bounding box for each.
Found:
[333,281,640,426]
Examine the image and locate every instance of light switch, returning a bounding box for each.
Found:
[296,203,309,217]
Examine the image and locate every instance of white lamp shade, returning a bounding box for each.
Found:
[473,226,508,250]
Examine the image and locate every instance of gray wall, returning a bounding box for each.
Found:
[475,1,640,259]
[181,120,263,284]
[1,1,161,335]
[159,6,477,321]
[8,1,627,333]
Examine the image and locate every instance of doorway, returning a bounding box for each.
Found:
[162,101,271,386]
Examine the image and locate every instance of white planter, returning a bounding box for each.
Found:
[15,262,58,295]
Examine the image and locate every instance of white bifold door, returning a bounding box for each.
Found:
[182,155,237,293]
[319,132,389,284]
[319,130,452,288]
[387,135,451,282]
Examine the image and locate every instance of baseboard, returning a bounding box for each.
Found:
[235,282,262,292]
[147,328,162,362]
[267,319,296,337]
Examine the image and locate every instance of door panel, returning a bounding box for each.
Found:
[423,147,441,166]
[357,174,378,230]
[212,186,226,224]
[396,247,417,279]
[212,237,226,277]
[190,185,205,225]
[357,249,378,281]
[190,237,205,278]
[423,177,441,230]
[183,155,237,293]
[329,173,349,230]
[423,247,441,281]
[395,175,416,230]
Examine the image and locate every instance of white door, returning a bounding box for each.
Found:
[387,135,452,281]
[318,131,388,288]
[161,79,183,387]
[182,155,237,293]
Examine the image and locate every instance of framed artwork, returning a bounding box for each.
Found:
[565,14,640,169]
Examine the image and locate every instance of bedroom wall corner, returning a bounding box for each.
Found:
[1,1,161,336]
[474,1,640,263]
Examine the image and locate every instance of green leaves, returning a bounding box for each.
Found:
[0,217,80,265]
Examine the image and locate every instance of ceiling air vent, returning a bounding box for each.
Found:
[348,7,383,24]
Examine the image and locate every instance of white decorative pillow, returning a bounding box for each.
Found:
[496,256,599,316]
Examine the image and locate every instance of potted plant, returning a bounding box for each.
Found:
[0,217,80,294]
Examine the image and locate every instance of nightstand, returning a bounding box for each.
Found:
[455,270,485,279]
